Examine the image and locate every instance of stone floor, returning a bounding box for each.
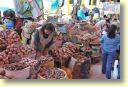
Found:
[89,61,118,79]
[89,61,106,79]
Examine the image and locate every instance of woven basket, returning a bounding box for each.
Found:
[38,68,67,79]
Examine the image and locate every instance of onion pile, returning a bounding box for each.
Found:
[4,44,21,63]
[0,52,9,66]
[63,42,78,52]
[39,67,66,79]
[4,63,28,71]
[39,56,53,65]
[20,58,38,66]
[19,45,36,59]
[50,47,73,60]
[73,52,89,62]
[50,42,78,60]
[5,30,21,46]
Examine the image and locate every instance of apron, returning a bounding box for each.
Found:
[38,29,55,51]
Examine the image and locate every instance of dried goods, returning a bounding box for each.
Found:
[4,63,28,71]
[39,68,66,79]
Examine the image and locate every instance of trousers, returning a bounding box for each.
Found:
[102,49,116,79]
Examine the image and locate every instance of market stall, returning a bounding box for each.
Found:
[0,0,120,80]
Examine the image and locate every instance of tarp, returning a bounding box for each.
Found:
[50,0,59,14]
[103,2,120,14]
[13,0,42,18]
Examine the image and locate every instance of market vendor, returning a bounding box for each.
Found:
[2,9,16,30]
[22,21,36,45]
[77,6,90,21]
[31,23,56,55]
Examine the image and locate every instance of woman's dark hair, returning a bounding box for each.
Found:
[107,25,117,39]
[41,23,55,32]
[104,15,107,18]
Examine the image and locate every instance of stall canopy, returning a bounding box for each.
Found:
[0,0,15,16]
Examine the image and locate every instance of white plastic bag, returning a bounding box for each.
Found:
[112,60,118,79]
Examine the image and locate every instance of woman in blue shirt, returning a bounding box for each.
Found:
[100,25,120,79]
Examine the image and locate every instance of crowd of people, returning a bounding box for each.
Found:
[0,5,120,79]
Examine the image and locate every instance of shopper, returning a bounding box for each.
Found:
[95,15,108,30]
[92,6,100,18]
[100,25,120,79]
[71,3,79,20]
[31,23,56,55]
[77,6,86,20]
[82,4,89,17]
[101,24,109,36]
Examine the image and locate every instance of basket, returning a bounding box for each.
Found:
[41,59,54,68]
[38,68,67,79]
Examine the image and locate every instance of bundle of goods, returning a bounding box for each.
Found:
[38,67,67,79]
[50,42,78,66]
[73,52,91,63]
[63,42,78,53]
[5,30,21,46]
[4,63,30,79]
[19,45,36,59]
[50,47,71,67]
[0,52,9,66]
[75,32,93,46]
[80,23,94,34]
[4,44,21,63]
[69,53,91,79]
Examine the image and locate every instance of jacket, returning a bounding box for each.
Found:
[100,34,120,52]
